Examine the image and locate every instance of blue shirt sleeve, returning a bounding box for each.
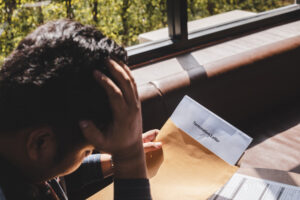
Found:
[64,154,113,199]
[114,179,152,200]
[64,154,152,200]
[0,186,6,200]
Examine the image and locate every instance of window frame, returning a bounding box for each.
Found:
[127,0,300,68]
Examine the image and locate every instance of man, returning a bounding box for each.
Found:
[0,19,161,199]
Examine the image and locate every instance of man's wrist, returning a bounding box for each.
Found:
[112,141,147,179]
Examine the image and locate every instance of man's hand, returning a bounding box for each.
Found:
[79,59,146,179]
[100,130,161,178]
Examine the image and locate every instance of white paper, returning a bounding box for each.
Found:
[170,95,252,165]
[209,173,300,200]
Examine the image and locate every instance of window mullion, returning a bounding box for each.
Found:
[167,0,188,41]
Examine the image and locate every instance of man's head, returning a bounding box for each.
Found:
[0,19,127,182]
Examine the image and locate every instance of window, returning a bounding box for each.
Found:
[187,0,295,33]
[0,0,168,65]
[0,0,299,67]
[128,0,299,67]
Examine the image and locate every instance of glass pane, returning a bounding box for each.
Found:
[0,0,167,65]
[187,0,295,33]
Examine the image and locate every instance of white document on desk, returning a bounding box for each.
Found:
[210,173,300,200]
[171,95,253,165]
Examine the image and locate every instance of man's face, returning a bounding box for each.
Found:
[49,139,94,178]
[28,126,95,181]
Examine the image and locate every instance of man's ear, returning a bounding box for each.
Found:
[26,127,56,162]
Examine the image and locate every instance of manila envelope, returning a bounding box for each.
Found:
[88,119,237,200]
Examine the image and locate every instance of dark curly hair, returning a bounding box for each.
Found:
[0,19,127,134]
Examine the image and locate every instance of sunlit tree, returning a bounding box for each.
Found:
[0,0,294,66]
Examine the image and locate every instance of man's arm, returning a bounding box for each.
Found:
[64,130,161,199]
[79,59,152,200]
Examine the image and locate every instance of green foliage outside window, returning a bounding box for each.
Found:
[0,0,294,66]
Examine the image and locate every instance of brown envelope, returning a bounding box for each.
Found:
[88,119,237,200]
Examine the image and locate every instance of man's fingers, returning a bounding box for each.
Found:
[142,129,159,143]
[79,120,105,149]
[122,64,138,101]
[143,129,161,153]
[107,59,137,104]
[143,142,162,153]
[93,70,125,114]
